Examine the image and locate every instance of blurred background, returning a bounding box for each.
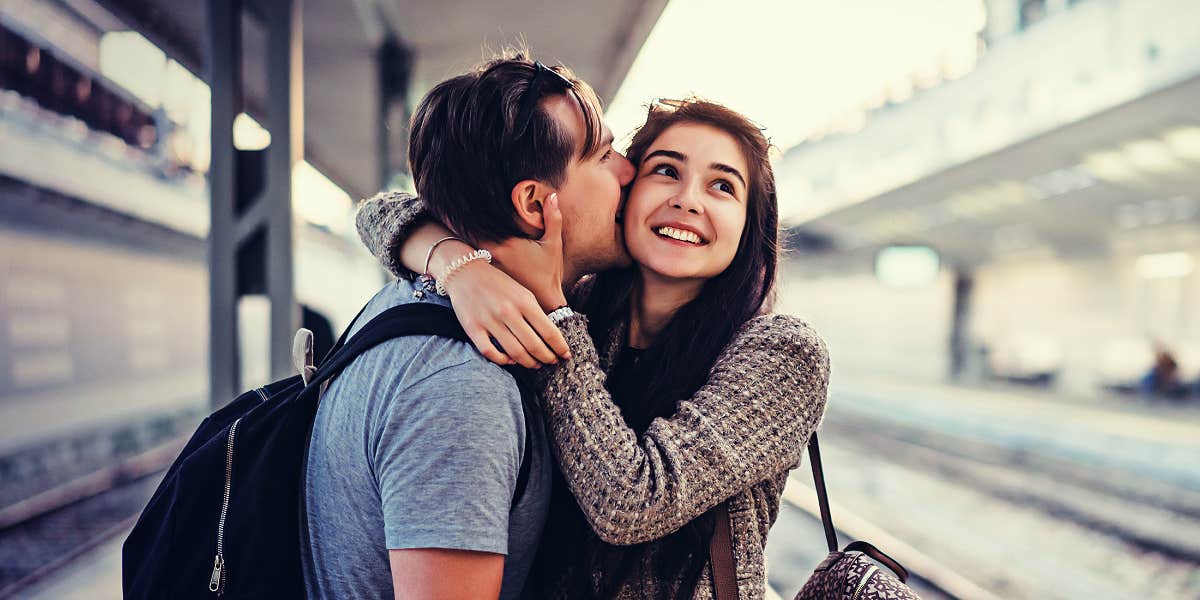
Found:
[1,0,1198,598]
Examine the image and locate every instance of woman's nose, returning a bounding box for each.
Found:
[671,184,704,214]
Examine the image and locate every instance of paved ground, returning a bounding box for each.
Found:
[14,376,1199,599]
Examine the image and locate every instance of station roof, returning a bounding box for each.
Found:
[92,0,667,200]
[794,74,1200,269]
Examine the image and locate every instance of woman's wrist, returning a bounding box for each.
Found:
[536,289,568,313]
[425,239,475,275]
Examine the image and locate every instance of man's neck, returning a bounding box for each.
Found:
[562,261,585,298]
[628,270,703,349]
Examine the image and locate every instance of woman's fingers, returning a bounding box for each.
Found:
[464,325,514,366]
[506,319,559,366]
[526,306,571,360]
[542,192,563,248]
[491,326,541,370]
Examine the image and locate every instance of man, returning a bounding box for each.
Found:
[302,51,634,600]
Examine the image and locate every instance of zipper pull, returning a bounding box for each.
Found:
[209,554,224,593]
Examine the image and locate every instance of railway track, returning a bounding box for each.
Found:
[776,476,998,600]
[0,437,183,598]
[822,412,1200,566]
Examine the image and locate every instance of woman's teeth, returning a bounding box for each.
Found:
[655,226,702,244]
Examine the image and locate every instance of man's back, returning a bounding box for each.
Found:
[302,280,550,599]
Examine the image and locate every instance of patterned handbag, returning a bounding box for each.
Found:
[710,432,921,600]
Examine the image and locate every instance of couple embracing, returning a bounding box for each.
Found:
[305,49,830,600]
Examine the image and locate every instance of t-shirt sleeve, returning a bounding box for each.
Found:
[371,360,526,555]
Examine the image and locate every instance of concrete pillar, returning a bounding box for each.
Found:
[949,269,975,380]
[206,0,302,406]
[207,0,243,406]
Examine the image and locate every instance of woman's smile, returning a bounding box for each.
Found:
[651,223,708,246]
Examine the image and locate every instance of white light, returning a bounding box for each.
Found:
[1135,252,1195,279]
[1025,166,1095,199]
[1123,139,1185,174]
[1162,126,1200,162]
[234,114,272,151]
[293,161,352,232]
[875,245,940,288]
[1083,150,1141,183]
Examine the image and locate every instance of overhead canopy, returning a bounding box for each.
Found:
[792,74,1200,269]
[92,0,667,200]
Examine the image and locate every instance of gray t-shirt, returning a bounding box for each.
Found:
[302,279,551,599]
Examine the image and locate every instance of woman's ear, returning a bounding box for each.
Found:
[510,179,550,235]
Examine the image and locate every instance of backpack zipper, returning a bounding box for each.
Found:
[209,387,267,593]
[850,565,878,600]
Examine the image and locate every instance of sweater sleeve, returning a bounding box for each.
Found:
[355,190,430,279]
[534,313,830,545]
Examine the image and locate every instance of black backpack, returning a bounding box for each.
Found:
[122,302,534,599]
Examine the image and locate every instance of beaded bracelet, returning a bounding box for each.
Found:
[436,249,493,296]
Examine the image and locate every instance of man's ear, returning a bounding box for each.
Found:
[510,179,551,235]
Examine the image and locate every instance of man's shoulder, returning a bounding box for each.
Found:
[344,331,522,400]
[335,282,524,413]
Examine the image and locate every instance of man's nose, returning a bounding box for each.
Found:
[616,153,635,186]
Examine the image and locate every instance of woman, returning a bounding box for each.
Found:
[360,99,828,599]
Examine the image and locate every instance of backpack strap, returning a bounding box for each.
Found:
[308,302,535,504]
[307,303,469,392]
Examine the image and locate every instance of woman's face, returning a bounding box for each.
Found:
[623,123,749,283]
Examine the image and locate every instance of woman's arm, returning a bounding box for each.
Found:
[355,191,569,367]
[356,191,434,279]
[535,313,830,545]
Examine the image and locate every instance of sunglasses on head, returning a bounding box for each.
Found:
[653,98,690,110]
[513,61,574,140]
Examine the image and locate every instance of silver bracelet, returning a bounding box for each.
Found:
[423,236,467,276]
[436,249,493,296]
[546,306,576,325]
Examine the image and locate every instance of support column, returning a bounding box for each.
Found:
[264,0,302,380]
[207,0,243,406]
[949,269,974,381]
[377,36,411,191]
[206,0,303,406]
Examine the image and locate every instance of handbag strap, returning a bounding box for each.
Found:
[807,432,839,552]
[710,501,738,600]
[709,432,836,598]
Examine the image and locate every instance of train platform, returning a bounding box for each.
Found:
[5,374,1198,599]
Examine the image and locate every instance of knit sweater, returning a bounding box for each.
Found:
[355,192,831,599]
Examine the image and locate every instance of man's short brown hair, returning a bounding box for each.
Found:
[407,50,605,243]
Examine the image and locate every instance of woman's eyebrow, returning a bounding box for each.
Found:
[644,149,686,163]
[711,163,746,187]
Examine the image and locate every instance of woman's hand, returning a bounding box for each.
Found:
[483,193,568,312]
[443,260,571,369]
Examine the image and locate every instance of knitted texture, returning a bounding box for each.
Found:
[355,190,426,278]
[353,195,832,599]
[535,312,829,599]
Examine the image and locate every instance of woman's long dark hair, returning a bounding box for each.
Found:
[533,99,780,599]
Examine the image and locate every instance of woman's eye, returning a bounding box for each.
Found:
[712,180,734,194]
[651,164,677,178]
[601,149,613,162]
